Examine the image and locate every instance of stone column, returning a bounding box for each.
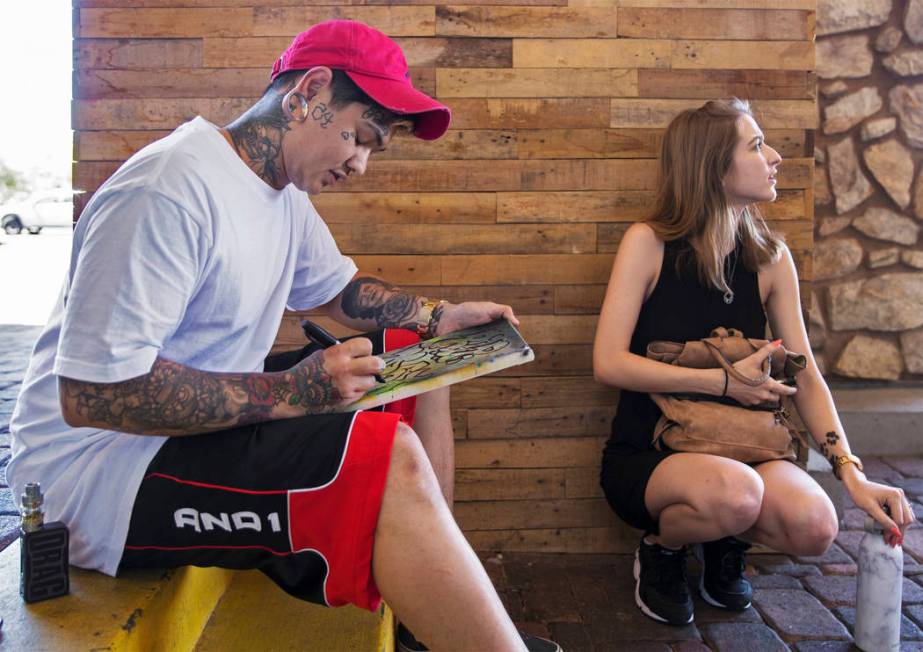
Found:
[814,0,923,381]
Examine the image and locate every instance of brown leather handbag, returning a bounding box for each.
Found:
[646,327,808,463]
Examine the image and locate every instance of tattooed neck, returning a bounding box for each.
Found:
[225,93,291,189]
[340,277,422,329]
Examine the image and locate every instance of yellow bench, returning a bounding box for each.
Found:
[0,540,393,651]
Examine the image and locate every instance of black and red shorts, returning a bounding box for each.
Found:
[118,329,419,612]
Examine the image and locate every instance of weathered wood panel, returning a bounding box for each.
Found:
[73,156,810,196]
[327,223,598,254]
[74,156,810,196]
[71,1,815,555]
[75,125,800,164]
[436,7,618,38]
[465,527,638,555]
[670,40,814,71]
[515,128,661,159]
[455,497,614,530]
[455,469,566,502]
[565,467,606,499]
[638,69,815,100]
[252,6,435,37]
[312,192,497,223]
[80,0,564,6]
[202,36,513,68]
[74,38,202,69]
[584,0,813,7]
[466,407,615,439]
[492,343,594,376]
[610,99,816,129]
[514,39,813,71]
[617,8,811,40]
[77,8,254,38]
[521,377,618,408]
[436,68,638,98]
[513,38,671,69]
[440,254,614,285]
[498,191,653,223]
[455,437,605,468]
[554,285,608,315]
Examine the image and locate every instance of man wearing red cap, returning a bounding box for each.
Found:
[8,19,561,652]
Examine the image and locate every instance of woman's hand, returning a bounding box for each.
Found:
[844,471,917,546]
[433,302,519,337]
[725,340,797,406]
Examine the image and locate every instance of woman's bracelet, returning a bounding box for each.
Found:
[721,369,729,397]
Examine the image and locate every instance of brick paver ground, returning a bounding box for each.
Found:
[484,464,923,651]
[0,325,41,550]
[1,324,921,650]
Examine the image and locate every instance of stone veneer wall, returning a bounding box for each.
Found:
[813,0,923,381]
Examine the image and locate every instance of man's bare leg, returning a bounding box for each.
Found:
[373,422,525,652]
[413,387,454,509]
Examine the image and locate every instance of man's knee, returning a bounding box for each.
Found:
[707,465,764,535]
[386,422,442,501]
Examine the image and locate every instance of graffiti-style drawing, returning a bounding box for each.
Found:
[340,319,534,412]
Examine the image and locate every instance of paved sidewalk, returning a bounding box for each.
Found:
[1,324,921,650]
[484,457,923,651]
[0,325,41,550]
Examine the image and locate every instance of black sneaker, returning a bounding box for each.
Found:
[397,623,427,652]
[520,632,563,652]
[397,623,563,652]
[633,537,694,626]
[698,536,752,611]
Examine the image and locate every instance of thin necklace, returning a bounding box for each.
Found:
[723,249,738,304]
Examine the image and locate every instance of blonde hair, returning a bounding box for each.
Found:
[646,99,783,295]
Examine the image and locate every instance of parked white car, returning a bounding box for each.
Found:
[1,191,74,234]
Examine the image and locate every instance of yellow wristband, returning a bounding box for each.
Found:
[415,298,445,338]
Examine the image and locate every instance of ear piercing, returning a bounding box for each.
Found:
[284,90,310,121]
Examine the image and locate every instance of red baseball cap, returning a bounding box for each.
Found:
[270,20,451,140]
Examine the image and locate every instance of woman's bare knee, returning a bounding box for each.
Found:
[708,465,764,535]
[647,455,764,538]
[781,499,839,556]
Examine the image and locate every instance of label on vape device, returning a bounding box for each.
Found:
[21,522,69,603]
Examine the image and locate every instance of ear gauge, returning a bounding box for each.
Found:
[283,90,310,122]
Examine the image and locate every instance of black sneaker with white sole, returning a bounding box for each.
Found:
[633,537,694,626]
[698,536,752,611]
[397,622,563,652]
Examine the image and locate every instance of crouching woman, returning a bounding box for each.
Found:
[593,99,915,626]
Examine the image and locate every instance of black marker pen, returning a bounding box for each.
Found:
[301,320,386,384]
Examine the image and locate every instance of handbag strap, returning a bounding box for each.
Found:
[703,339,770,387]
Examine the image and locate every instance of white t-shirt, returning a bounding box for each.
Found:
[7,117,357,575]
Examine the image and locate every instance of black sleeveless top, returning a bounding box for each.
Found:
[605,238,766,453]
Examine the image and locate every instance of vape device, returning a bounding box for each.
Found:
[20,482,69,603]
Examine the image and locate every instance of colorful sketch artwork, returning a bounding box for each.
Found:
[342,318,534,412]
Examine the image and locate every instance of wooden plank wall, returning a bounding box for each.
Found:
[72,1,816,554]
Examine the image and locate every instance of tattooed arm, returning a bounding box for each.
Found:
[327,275,438,334]
[764,245,915,535]
[319,274,519,338]
[58,342,381,436]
